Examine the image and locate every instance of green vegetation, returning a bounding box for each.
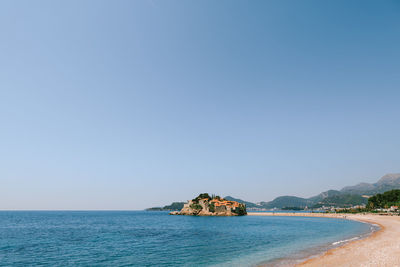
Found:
[190,203,203,210]
[192,193,212,202]
[146,207,164,211]
[335,207,368,213]
[208,203,215,212]
[163,202,185,210]
[146,202,185,211]
[211,194,221,200]
[367,189,400,209]
[234,204,247,216]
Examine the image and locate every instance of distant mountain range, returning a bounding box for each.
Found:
[341,173,400,195]
[227,173,400,209]
[147,173,400,210]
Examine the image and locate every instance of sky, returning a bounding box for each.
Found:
[1,0,400,210]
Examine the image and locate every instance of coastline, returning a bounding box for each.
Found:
[248,212,400,266]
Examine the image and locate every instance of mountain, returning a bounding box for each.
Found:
[341,182,376,195]
[254,173,400,209]
[254,190,345,209]
[308,190,343,203]
[341,173,400,195]
[224,196,262,209]
[225,196,315,209]
[312,194,368,208]
[376,173,400,186]
[259,196,313,209]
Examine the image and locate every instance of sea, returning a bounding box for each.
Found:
[0,211,376,266]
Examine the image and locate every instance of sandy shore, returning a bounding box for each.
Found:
[248,212,400,266]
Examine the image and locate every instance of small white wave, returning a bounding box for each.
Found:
[332,236,359,246]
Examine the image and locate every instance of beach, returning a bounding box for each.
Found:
[248,212,400,266]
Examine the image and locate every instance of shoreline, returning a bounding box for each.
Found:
[248,212,400,266]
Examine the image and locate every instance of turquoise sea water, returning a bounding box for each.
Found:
[0,211,373,266]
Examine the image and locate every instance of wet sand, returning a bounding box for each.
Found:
[248,212,400,266]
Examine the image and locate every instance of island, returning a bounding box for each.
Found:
[169,193,247,216]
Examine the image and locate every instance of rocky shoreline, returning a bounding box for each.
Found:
[170,193,246,216]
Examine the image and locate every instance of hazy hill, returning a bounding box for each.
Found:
[224,196,262,208]
[259,196,313,209]
[312,194,368,208]
[147,202,185,211]
[224,196,313,209]
[341,173,400,195]
[308,190,343,203]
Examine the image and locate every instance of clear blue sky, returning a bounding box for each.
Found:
[1,0,399,210]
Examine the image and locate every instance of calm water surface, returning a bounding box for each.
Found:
[0,211,372,266]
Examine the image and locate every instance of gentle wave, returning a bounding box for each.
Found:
[332,236,360,245]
